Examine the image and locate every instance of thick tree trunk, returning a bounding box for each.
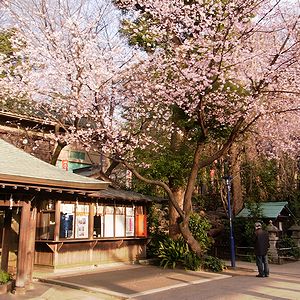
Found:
[169,188,184,239]
[50,140,67,165]
[229,144,243,215]
[179,217,204,257]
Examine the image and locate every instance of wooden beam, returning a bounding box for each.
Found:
[54,201,61,242]
[15,201,31,291]
[26,208,37,286]
[88,203,94,240]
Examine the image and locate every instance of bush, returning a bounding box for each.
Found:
[183,251,202,271]
[156,236,225,272]
[149,211,218,270]
[0,270,11,284]
[201,256,226,272]
[189,213,213,251]
[157,237,189,269]
[277,236,300,259]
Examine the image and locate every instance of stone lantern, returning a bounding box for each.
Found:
[266,220,279,263]
[288,224,300,247]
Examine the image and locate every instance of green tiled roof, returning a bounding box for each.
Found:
[0,139,109,191]
[236,202,288,218]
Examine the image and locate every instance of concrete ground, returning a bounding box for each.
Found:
[1,260,299,300]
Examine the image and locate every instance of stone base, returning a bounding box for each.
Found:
[12,286,26,295]
[0,281,13,295]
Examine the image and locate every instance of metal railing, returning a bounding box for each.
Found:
[211,245,300,264]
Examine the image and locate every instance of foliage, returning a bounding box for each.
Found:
[288,191,300,223]
[157,237,189,269]
[132,136,195,190]
[241,159,279,203]
[146,204,169,258]
[277,236,300,259]
[183,251,202,271]
[188,213,213,251]
[0,270,12,284]
[233,203,263,247]
[201,256,226,273]
[0,29,32,114]
[149,210,220,271]
[155,236,224,272]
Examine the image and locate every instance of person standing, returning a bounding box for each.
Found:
[254,222,270,277]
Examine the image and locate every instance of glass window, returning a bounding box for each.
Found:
[69,151,85,160]
[104,206,114,237]
[59,204,75,238]
[115,207,125,237]
[94,205,104,238]
[126,207,135,237]
[37,212,55,240]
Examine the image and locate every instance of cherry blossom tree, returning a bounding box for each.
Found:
[111,0,300,255]
[0,0,136,164]
[1,0,299,256]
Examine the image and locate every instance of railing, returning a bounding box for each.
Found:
[235,246,255,262]
[277,247,300,264]
[211,245,300,264]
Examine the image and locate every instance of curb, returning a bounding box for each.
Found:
[36,277,125,300]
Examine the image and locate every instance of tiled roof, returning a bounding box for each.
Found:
[0,139,109,191]
[93,187,163,202]
[236,202,288,218]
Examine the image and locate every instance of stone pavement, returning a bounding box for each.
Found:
[1,260,299,300]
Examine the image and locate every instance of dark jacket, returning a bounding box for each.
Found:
[254,228,270,256]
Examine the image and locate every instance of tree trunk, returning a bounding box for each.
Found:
[229,144,243,215]
[169,188,184,239]
[179,217,204,257]
[50,140,67,165]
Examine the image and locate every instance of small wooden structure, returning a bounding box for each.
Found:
[0,139,150,294]
[236,202,290,231]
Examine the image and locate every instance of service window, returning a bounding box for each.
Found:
[126,207,135,237]
[94,205,104,238]
[59,203,75,238]
[37,212,55,240]
[115,207,125,237]
[104,206,114,237]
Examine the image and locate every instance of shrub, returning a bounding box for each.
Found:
[183,251,202,271]
[277,236,300,259]
[0,270,11,284]
[157,237,189,268]
[201,256,226,272]
[189,213,213,252]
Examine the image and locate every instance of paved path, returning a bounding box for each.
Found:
[1,260,299,299]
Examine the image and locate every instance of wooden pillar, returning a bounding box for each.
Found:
[54,201,61,241]
[88,203,94,239]
[88,203,95,263]
[15,202,30,291]
[26,207,37,287]
[1,209,12,272]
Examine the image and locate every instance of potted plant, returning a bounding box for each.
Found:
[0,270,13,294]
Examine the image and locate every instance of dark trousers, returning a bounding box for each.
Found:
[256,255,269,276]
